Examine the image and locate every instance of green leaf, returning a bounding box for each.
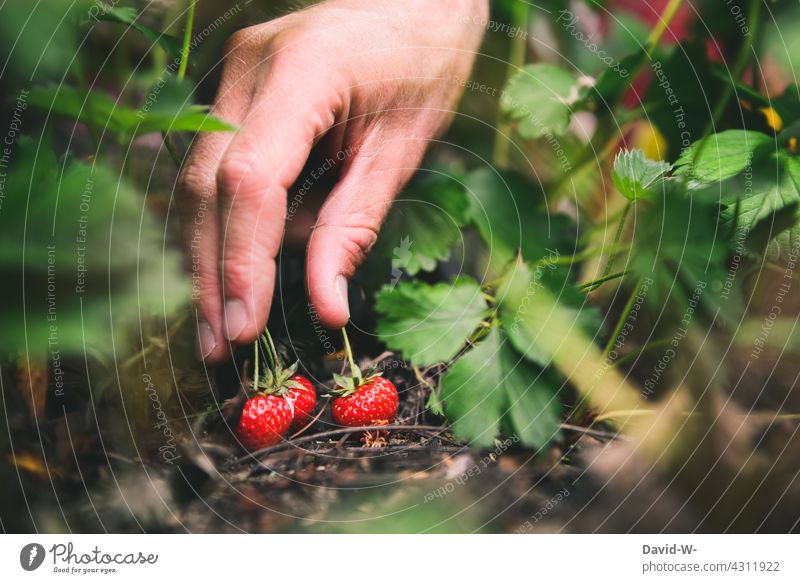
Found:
[464,167,577,268]
[28,85,133,137]
[439,327,561,448]
[628,182,739,322]
[611,149,671,201]
[375,279,488,367]
[28,80,236,142]
[743,202,799,257]
[721,151,800,259]
[426,389,445,417]
[0,137,188,354]
[674,130,800,259]
[498,263,599,367]
[494,261,642,419]
[365,170,469,283]
[675,130,774,183]
[497,262,639,422]
[89,6,182,58]
[0,1,77,87]
[501,63,585,139]
[137,77,237,135]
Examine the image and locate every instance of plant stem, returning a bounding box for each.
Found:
[593,409,657,424]
[645,0,685,53]
[341,327,361,385]
[260,329,277,372]
[611,337,672,367]
[580,270,632,292]
[161,0,196,168]
[548,245,607,266]
[265,328,279,366]
[595,200,634,290]
[176,0,196,81]
[252,339,260,389]
[162,133,183,167]
[492,0,530,168]
[692,0,761,165]
[602,276,644,359]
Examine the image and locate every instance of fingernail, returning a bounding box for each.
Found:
[223,299,248,340]
[335,274,350,320]
[196,321,216,360]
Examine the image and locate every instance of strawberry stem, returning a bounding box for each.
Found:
[341,327,361,386]
[252,339,260,389]
[261,328,280,374]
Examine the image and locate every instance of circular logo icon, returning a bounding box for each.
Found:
[19,543,46,571]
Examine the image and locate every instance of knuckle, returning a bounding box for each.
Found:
[216,153,259,197]
[197,270,220,301]
[222,248,274,297]
[223,28,255,55]
[222,259,252,292]
[268,27,309,60]
[327,225,379,275]
[177,165,215,202]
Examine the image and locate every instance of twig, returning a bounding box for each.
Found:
[230,424,452,465]
[327,445,465,454]
[366,351,395,367]
[559,423,626,441]
[288,397,330,439]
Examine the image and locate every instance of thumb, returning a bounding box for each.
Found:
[306,137,426,328]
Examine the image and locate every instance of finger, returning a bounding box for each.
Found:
[177,37,256,361]
[306,133,428,328]
[216,61,344,343]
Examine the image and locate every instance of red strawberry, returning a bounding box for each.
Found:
[287,374,316,431]
[235,394,293,451]
[332,376,398,427]
[234,331,318,451]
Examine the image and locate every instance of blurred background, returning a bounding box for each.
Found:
[1,0,799,533]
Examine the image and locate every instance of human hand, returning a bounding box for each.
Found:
[178,0,487,361]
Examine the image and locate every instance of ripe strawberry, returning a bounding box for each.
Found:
[235,394,293,451]
[332,376,398,427]
[287,374,316,431]
[234,331,318,451]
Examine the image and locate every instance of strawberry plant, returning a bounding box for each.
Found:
[3,0,800,535]
[359,0,800,455]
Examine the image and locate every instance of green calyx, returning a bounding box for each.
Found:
[250,329,304,396]
[331,366,383,397]
[330,328,382,397]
